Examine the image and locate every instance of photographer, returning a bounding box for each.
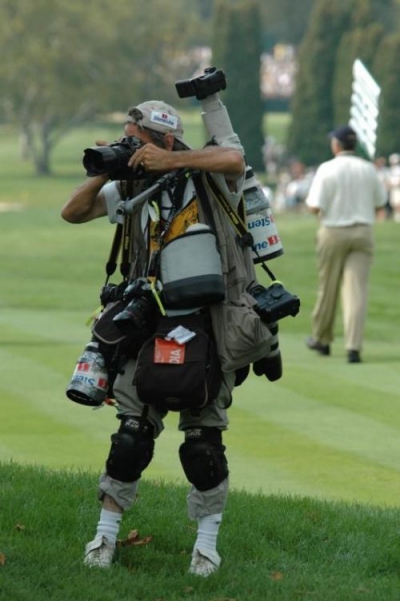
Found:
[62,99,250,577]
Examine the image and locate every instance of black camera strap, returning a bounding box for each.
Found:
[104,181,135,284]
[204,172,277,282]
[105,223,123,282]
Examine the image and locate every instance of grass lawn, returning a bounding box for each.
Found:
[0,118,399,509]
[1,462,400,601]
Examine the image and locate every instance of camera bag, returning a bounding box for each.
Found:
[92,300,152,363]
[134,313,221,412]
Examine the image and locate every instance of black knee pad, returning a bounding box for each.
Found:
[106,416,154,482]
[179,427,229,492]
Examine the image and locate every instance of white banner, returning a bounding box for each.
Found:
[349,59,381,158]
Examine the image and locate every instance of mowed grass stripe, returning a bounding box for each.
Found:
[225,404,400,506]
[0,309,92,345]
[234,367,400,469]
[2,315,400,504]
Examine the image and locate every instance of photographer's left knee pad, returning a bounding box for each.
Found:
[179,427,229,491]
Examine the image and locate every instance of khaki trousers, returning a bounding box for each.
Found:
[312,225,374,350]
[98,358,235,515]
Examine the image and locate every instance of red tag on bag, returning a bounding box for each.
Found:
[154,338,185,364]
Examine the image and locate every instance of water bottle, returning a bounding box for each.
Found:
[243,166,284,263]
[66,340,109,407]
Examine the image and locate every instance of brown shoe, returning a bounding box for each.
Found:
[306,337,330,356]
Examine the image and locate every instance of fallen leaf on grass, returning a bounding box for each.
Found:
[14,524,25,531]
[270,571,284,581]
[116,529,153,548]
[0,553,6,566]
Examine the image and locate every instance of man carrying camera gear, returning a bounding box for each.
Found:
[62,99,277,576]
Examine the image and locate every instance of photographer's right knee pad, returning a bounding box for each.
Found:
[106,416,154,482]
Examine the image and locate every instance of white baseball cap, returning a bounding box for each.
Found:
[126,100,186,143]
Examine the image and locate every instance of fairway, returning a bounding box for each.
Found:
[1,122,400,508]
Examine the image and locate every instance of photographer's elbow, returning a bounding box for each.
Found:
[61,205,75,223]
[61,204,86,224]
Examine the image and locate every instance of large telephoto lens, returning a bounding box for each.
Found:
[83,145,131,176]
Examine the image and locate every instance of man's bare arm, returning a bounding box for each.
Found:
[61,174,109,223]
[129,144,245,182]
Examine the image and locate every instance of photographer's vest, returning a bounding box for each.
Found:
[125,173,273,371]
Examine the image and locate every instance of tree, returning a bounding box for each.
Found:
[0,0,116,174]
[286,0,398,165]
[260,0,315,47]
[332,23,384,126]
[212,0,265,170]
[373,33,400,156]
[0,0,204,175]
[286,0,351,165]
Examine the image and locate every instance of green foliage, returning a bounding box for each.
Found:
[213,0,265,170]
[373,33,400,157]
[332,23,384,126]
[2,462,400,600]
[287,0,352,165]
[261,0,315,47]
[287,0,400,163]
[0,0,206,175]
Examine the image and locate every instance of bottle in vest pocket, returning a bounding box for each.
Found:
[243,166,284,263]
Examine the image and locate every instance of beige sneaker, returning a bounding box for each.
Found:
[188,549,221,577]
[84,535,115,568]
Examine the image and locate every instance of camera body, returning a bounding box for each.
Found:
[249,282,300,324]
[176,67,227,100]
[113,277,158,333]
[83,135,145,180]
[100,282,128,307]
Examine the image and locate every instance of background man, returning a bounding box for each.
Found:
[305,125,386,363]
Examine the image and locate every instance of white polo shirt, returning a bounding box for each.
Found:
[305,152,386,226]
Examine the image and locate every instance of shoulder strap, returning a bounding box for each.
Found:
[105,223,123,282]
[192,171,218,235]
[204,172,277,282]
[103,180,135,284]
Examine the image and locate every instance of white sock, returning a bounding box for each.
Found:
[194,513,222,562]
[95,508,122,546]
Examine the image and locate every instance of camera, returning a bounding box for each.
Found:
[113,277,158,333]
[175,67,226,100]
[249,282,300,324]
[83,135,145,180]
[100,282,128,307]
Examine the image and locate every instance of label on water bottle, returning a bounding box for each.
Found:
[72,360,108,391]
[247,208,283,262]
